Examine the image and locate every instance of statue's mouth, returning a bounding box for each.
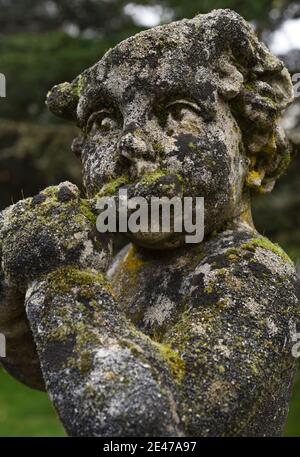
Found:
[97,171,185,201]
[94,172,204,247]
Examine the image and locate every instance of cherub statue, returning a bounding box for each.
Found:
[0,9,299,437]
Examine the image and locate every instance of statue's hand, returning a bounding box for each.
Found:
[0,181,111,288]
[0,182,111,390]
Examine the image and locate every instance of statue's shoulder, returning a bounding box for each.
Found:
[165,225,299,438]
[183,223,299,312]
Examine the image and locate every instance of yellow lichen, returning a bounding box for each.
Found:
[153,341,185,382]
[245,170,263,188]
[122,245,145,274]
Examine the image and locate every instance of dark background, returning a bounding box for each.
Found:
[0,0,299,436]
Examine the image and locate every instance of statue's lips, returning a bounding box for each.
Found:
[94,174,185,241]
[108,173,185,201]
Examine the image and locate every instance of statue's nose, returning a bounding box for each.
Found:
[118,132,150,161]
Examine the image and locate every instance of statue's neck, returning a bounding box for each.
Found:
[233,191,255,230]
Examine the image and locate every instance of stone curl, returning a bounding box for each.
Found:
[208,10,294,193]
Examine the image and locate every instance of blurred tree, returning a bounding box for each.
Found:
[1,0,298,36]
[0,120,81,208]
[128,0,299,34]
[0,0,135,35]
[0,32,119,121]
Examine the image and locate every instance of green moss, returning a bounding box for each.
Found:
[75,324,103,347]
[58,75,85,98]
[38,186,58,200]
[49,325,72,342]
[188,142,196,150]
[164,309,192,354]
[74,74,85,97]
[152,142,164,154]
[77,350,93,375]
[241,237,294,266]
[79,288,96,300]
[226,249,239,263]
[140,170,166,186]
[244,83,276,106]
[218,365,225,374]
[204,285,213,294]
[122,340,145,359]
[132,128,143,138]
[205,158,216,167]
[153,341,185,382]
[57,82,71,93]
[46,266,105,294]
[272,150,291,179]
[244,83,256,92]
[175,173,186,192]
[261,95,276,108]
[48,314,103,347]
[51,321,104,375]
[250,363,259,376]
[98,175,130,197]
[121,330,186,383]
[80,199,96,224]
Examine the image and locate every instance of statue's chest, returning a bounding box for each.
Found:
[110,247,191,338]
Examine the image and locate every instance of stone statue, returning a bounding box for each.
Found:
[0,9,299,437]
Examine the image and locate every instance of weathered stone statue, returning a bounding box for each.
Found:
[0,9,299,436]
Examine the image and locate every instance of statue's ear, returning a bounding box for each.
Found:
[215,56,244,100]
[46,77,82,122]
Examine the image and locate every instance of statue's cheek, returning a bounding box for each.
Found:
[82,139,118,174]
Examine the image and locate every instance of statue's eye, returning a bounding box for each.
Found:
[166,100,202,121]
[86,110,120,134]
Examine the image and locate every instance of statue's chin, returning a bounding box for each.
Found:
[124,230,185,250]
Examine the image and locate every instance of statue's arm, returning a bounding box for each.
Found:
[25,267,182,437]
[0,183,182,436]
[163,232,300,436]
[0,210,45,390]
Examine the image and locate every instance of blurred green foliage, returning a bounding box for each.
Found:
[0,0,137,35]
[156,0,295,32]
[0,120,81,205]
[253,150,300,259]
[0,32,129,121]
[0,369,65,436]
[0,0,296,35]
[0,361,299,436]
[284,365,300,436]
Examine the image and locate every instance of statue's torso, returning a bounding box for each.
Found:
[109,223,300,436]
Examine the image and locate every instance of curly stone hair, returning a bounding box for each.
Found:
[47,9,294,194]
[203,10,294,193]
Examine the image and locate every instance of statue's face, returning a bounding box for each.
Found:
[77,31,248,248]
